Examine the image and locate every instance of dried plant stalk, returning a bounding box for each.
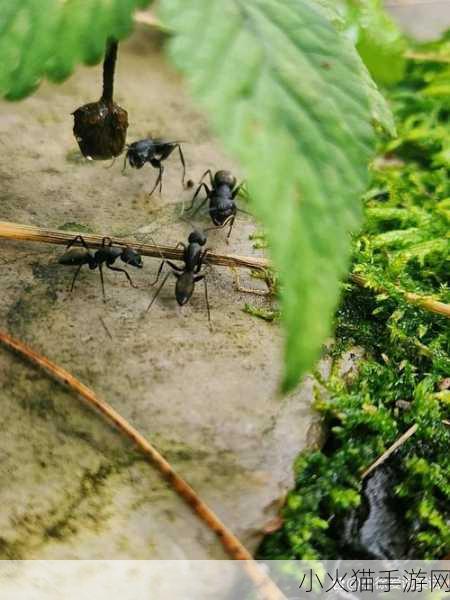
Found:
[0,221,448,318]
[0,330,285,600]
[0,221,269,272]
[350,274,450,318]
[361,424,418,480]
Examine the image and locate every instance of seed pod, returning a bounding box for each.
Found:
[72,40,128,160]
[73,100,128,160]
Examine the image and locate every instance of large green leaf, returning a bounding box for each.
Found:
[353,0,406,87]
[316,0,407,87]
[0,0,150,100]
[160,0,386,391]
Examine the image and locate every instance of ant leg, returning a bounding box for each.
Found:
[148,164,164,196]
[159,164,164,194]
[69,264,83,293]
[107,264,136,288]
[226,215,236,243]
[195,248,209,274]
[146,271,172,313]
[122,153,128,173]
[236,207,252,216]
[195,274,212,330]
[191,196,209,217]
[149,259,182,286]
[150,260,166,286]
[231,182,244,199]
[205,215,236,243]
[199,169,214,187]
[98,264,106,301]
[166,260,184,272]
[66,235,88,250]
[184,183,210,215]
[105,157,116,169]
[176,144,186,188]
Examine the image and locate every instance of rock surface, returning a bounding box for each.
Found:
[386,0,450,41]
[0,29,321,559]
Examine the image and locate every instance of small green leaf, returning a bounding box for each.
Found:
[160,0,385,391]
[0,0,151,100]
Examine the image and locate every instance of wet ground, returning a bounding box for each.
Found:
[0,28,322,559]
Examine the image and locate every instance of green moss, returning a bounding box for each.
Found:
[243,303,279,322]
[258,32,450,560]
[58,222,94,233]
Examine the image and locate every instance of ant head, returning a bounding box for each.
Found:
[215,170,236,188]
[121,247,143,268]
[188,229,207,246]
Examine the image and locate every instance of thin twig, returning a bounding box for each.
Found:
[350,273,450,319]
[361,424,418,480]
[0,221,448,318]
[102,40,118,104]
[0,221,269,272]
[405,50,450,64]
[0,330,285,600]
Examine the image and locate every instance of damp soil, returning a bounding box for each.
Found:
[0,28,323,559]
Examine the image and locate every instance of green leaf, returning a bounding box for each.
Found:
[356,1,407,88]
[160,0,384,391]
[318,0,407,87]
[0,0,150,100]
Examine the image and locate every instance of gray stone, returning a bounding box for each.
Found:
[0,29,323,559]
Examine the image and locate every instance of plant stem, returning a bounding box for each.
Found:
[0,221,269,272]
[0,329,285,600]
[102,39,118,104]
[361,424,418,480]
[404,50,450,64]
[0,220,448,319]
[350,274,450,319]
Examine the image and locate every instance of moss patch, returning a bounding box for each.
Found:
[258,32,450,560]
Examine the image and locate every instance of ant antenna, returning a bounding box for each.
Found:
[236,207,253,216]
[180,215,198,230]
[133,229,168,264]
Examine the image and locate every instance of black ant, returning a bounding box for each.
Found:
[185,169,246,240]
[146,230,211,326]
[58,235,143,300]
[123,138,186,196]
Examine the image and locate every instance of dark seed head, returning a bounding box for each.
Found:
[72,100,128,160]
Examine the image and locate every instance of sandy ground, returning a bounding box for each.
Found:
[0,29,325,559]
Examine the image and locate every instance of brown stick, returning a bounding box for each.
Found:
[0,221,448,318]
[361,424,418,480]
[0,330,285,600]
[0,221,269,272]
